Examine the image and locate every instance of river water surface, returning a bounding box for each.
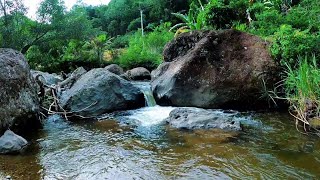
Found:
[1,106,320,179]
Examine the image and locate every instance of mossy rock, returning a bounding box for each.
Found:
[309,117,320,129]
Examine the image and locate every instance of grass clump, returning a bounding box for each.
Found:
[284,55,320,134]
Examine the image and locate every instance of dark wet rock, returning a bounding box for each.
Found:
[125,67,151,81]
[119,73,130,80]
[152,30,279,110]
[104,64,124,75]
[0,130,28,154]
[0,48,40,134]
[151,62,170,80]
[31,70,63,86]
[166,107,241,131]
[59,68,145,117]
[58,67,87,90]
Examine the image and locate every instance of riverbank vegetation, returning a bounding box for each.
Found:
[0,0,319,133]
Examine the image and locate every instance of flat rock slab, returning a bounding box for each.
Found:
[0,130,28,154]
[166,107,242,131]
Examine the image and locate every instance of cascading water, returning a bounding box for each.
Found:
[133,81,157,107]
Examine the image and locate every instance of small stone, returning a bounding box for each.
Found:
[0,130,28,154]
[6,175,11,180]
[116,129,123,133]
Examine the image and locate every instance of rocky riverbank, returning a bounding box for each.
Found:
[0,30,284,155]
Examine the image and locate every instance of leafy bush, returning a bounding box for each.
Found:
[203,0,248,29]
[26,35,112,73]
[171,1,207,32]
[118,28,174,70]
[270,25,320,67]
[249,8,285,36]
[109,33,132,49]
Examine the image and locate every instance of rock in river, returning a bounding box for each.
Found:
[0,130,28,154]
[152,30,279,110]
[104,64,124,75]
[59,68,145,117]
[166,107,241,131]
[0,48,40,134]
[125,67,151,81]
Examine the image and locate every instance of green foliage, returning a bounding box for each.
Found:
[285,56,320,101]
[110,33,132,49]
[171,1,208,32]
[203,0,248,29]
[232,21,248,32]
[93,0,189,37]
[118,27,174,70]
[284,55,320,127]
[127,18,142,32]
[270,25,320,66]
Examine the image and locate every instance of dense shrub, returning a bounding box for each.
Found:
[203,0,248,29]
[270,25,320,67]
[26,38,108,73]
[117,28,174,70]
[109,33,132,49]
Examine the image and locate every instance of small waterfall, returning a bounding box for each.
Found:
[133,82,157,107]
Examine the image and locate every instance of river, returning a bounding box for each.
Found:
[1,83,320,179]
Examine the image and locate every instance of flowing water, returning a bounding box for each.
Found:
[132,82,157,107]
[1,83,320,179]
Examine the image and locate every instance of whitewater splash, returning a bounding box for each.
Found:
[119,106,175,127]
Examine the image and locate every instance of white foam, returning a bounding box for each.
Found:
[124,106,175,126]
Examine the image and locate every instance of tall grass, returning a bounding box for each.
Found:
[284,55,320,133]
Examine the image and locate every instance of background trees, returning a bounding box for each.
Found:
[0,0,318,73]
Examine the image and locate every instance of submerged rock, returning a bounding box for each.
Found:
[125,67,151,81]
[152,30,279,110]
[166,107,241,131]
[59,68,145,117]
[0,48,40,134]
[0,130,28,154]
[104,64,124,75]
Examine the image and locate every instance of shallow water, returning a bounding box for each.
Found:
[1,107,320,179]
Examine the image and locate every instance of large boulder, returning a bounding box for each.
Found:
[59,68,145,117]
[31,70,63,86]
[0,130,28,154]
[104,64,124,75]
[152,30,279,110]
[0,48,40,134]
[125,67,151,81]
[166,107,241,131]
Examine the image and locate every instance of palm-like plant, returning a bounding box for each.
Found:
[90,34,113,65]
[170,0,208,34]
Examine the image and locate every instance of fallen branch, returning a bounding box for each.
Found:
[36,74,96,121]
